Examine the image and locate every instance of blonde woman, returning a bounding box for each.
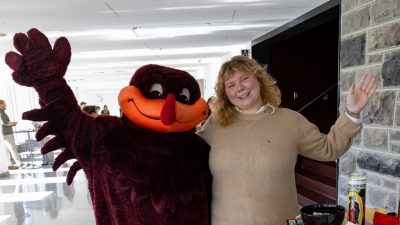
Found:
[198,55,376,225]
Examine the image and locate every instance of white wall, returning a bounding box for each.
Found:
[75,89,121,116]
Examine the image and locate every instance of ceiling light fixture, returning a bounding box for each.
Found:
[160,5,224,10]
[73,45,247,59]
[42,21,278,41]
[125,23,275,39]
[69,57,222,69]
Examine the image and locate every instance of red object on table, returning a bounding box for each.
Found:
[373,212,400,225]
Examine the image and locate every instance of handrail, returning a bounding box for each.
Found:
[297,82,338,113]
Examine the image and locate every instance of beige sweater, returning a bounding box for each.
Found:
[198,107,361,225]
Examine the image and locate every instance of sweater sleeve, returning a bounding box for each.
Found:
[297,112,361,161]
[196,115,213,144]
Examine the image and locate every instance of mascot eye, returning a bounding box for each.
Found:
[177,88,190,103]
[149,83,164,99]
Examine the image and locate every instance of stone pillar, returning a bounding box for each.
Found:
[339,0,400,213]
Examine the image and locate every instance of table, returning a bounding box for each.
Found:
[14,130,41,169]
[285,208,399,225]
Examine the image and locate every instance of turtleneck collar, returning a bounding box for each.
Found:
[235,104,276,115]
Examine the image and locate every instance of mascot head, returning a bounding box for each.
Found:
[118,64,209,133]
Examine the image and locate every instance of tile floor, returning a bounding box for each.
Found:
[0,164,96,225]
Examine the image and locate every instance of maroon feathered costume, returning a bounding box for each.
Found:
[5,28,212,225]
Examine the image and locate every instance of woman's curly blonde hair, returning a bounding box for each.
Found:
[212,55,281,126]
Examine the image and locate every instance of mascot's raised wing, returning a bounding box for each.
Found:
[5,28,212,225]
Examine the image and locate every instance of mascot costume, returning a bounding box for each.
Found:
[5,28,212,225]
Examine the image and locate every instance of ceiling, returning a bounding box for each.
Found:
[0,0,329,93]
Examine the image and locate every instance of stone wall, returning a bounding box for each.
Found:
[339,0,400,213]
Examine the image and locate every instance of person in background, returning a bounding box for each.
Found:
[0,100,24,170]
[101,105,110,115]
[197,55,377,225]
[83,105,99,117]
[199,96,216,129]
[206,96,216,118]
[79,102,87,111]
[95,106,101,114]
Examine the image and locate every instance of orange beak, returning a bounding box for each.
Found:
[118,86,208,133]
[160,94,176,126]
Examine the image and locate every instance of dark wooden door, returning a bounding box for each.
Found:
[252,5,340,206]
